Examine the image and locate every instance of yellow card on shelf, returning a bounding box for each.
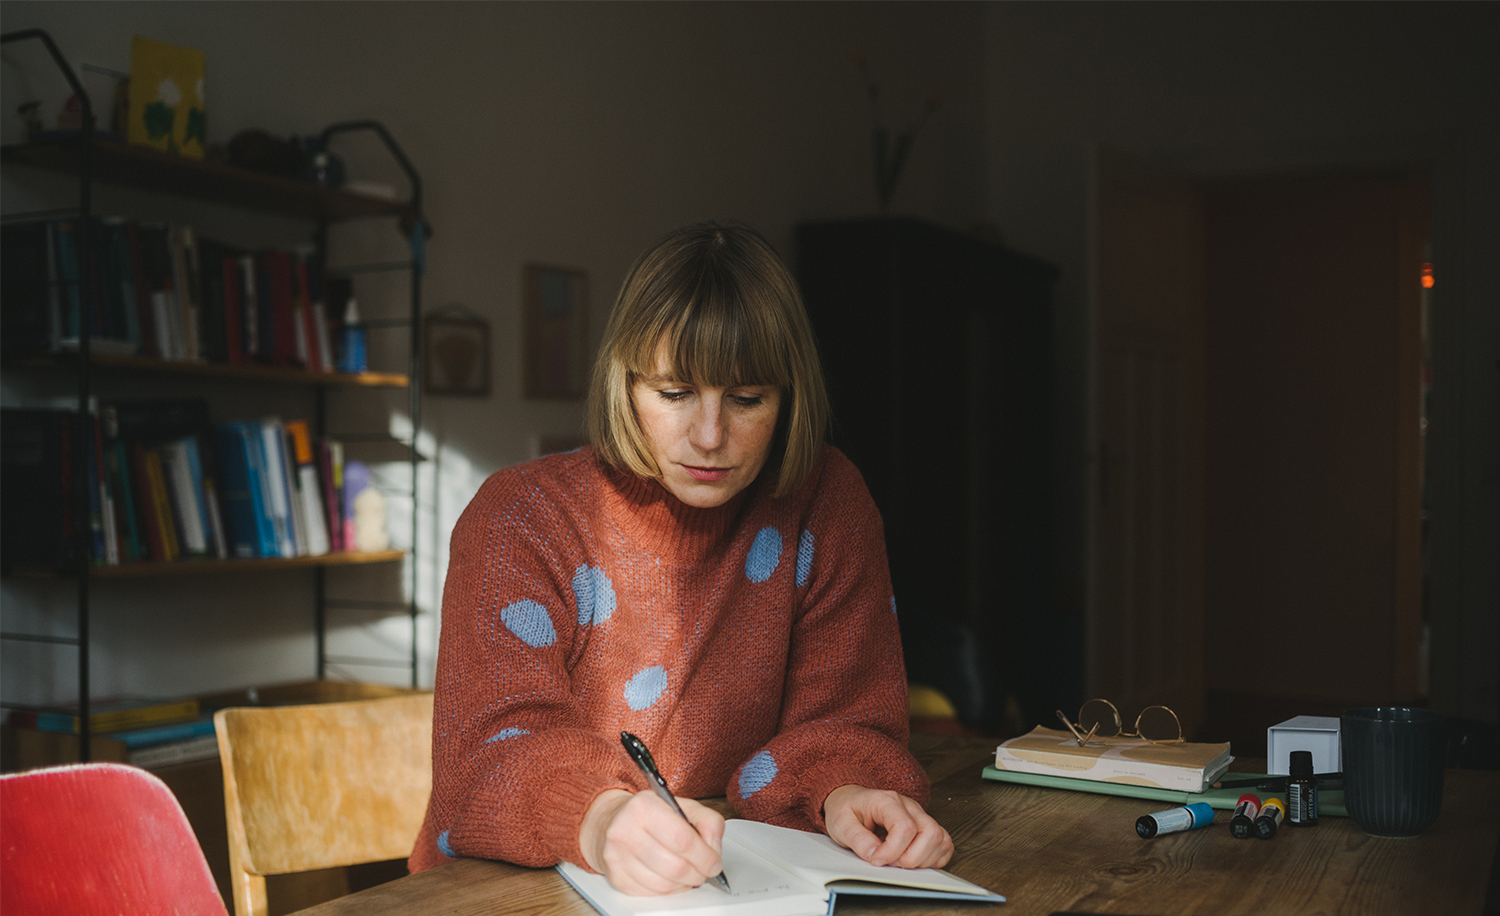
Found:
[127,35,205,159]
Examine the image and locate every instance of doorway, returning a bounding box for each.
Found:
[1199,172,1430,754]
[1090,148,1431,753]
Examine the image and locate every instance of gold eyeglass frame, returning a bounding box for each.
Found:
[1054,698,1185,747]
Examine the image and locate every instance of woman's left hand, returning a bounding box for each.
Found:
[822,785,954,869]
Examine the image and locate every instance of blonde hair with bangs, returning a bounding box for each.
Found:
[588,222,829,498]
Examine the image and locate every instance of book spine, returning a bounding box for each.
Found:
[107,440,141,562]
[127,221,157,358]
[239,254,260,359]
[86,410,108,564]
[172,225,202,361]
[267,252,297,365]
[257,420,295,557]
[281,427,310,556]
[109,717,217,748]
[31,699,200,735]
[230,423,276,557]
[318,438,341,552]
[46,220,62,351]
[286,421,330,555]
[992,749,1210,792]
[99,422,120,566]
[144,449,180,561]
[54,220,81,340]
[180,436,215,555]
[130,441,167,562]
[223,252,244,366]
[161,442,207,555]
[291,252,312,368]
[129,734,220,768]
[107,219,142,351]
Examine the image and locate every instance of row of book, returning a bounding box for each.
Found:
[0,399,377,573]
[4,695,219,769]
[0,217,351,370]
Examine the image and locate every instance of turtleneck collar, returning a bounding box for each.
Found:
[599,461,763,563]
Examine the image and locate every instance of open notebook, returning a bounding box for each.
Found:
[557,819,1004,916]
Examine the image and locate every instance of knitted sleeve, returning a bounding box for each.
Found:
[417,469,646,871]
[727,454,928,831]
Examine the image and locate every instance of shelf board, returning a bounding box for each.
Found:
[89,549,408,579]
[1,137,416,223]
[5,550,406,580]
[11,352,408,388]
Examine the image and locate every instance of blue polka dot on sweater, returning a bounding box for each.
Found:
[744,527,783,583]
[739,751,777,797]
[500,599,556,648]
[485,727,530,743]
[796,529,815,587]
[572,565,617,627]
[437,830,455,858]
[624,666,668,710]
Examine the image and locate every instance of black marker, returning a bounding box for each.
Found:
[620,732,732,893]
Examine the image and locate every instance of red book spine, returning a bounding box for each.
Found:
[269,251,297,365]
[222,255,244,366]
[295,254,321,371]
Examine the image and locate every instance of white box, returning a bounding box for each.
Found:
[1266,715,1342,776]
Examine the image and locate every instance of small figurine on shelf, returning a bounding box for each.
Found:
[336,298,368,374]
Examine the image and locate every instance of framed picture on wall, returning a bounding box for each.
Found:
[424,303,490,397]
[522,263,589,399]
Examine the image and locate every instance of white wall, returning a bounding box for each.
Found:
[1,1,987,704]
[981,2,1500,722]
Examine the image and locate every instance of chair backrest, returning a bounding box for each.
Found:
[0,762,229,916]
[213,692,433,916]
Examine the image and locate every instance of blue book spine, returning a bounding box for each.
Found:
[212,423,271,558]
[107,717,216,749]
[240,424,279,557]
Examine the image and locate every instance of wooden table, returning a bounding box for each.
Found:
[296,734,1500,916]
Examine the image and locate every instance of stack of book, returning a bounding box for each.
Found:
[0,399,361,571]
[0,218,342,370]
[4,696,218,769]
[987,725,1232,793]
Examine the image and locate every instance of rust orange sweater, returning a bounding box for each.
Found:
[409,445,925,873]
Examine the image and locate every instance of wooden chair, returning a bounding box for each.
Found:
[213,692,434,916]
[0,762,229,916]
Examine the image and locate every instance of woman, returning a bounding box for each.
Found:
[410,222,952,894]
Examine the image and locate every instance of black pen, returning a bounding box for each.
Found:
[619,731,732,893]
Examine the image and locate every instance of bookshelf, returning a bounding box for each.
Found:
[0,29,428,761]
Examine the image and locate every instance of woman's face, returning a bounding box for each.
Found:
[630,342,783,508]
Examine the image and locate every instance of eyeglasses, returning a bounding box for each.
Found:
[1054,698,1184,747]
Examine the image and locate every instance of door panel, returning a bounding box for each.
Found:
[1090,146,1207,736]
[1203,175,1428,705]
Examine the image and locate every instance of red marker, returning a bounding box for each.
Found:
[1229,793,1262,839]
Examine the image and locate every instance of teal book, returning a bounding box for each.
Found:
[982,766,1347,817]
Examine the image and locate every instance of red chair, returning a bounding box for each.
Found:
[1,762,228,916]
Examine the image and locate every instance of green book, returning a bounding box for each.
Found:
[982,766,1347,817]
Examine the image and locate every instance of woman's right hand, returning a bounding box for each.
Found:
[580,789,726,895]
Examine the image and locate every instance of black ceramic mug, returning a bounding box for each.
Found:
[1340,707,1445,837]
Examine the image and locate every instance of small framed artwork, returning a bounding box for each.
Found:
[522,263,589,399]
[424,303,490,397]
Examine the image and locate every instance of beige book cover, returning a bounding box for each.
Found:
[995,726,1232,792]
